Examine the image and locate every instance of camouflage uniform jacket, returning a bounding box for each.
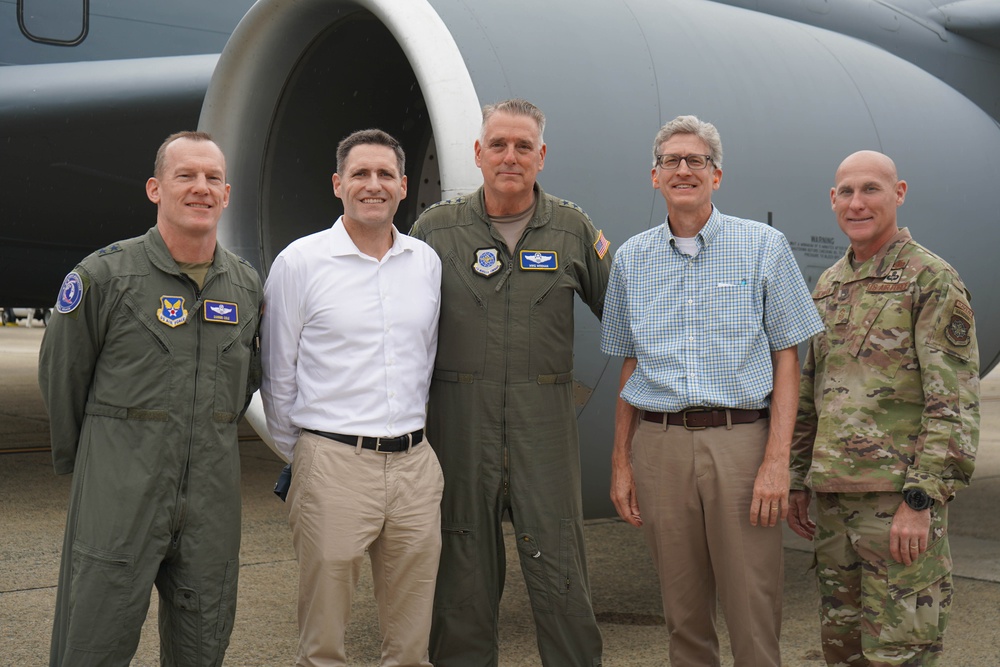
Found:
[790,227,979,504]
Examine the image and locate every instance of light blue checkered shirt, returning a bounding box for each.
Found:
[601,207,823,412]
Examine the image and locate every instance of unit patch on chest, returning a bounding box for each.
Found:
[204,300,239,324]
[519,250,558,270]
[473,247,503,277]
[158,296,188,327]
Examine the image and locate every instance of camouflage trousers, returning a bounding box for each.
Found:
[814,492,952,667]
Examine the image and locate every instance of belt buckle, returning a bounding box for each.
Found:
[373,438,390,453]
[681,408,708,431]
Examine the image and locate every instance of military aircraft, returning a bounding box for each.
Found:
[0,0,257,309]
[4,0,999,516]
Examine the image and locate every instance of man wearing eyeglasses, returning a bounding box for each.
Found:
[600,115,823,666]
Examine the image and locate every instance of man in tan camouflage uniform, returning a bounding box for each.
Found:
[788,150,980,666]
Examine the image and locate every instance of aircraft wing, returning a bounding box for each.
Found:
[0,54,218,306]
[938,0,1000,48]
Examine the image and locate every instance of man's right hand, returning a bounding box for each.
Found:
[787,489,815,540]
[611,454,642,527]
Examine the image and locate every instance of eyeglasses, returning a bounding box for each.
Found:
[654,154,714,170]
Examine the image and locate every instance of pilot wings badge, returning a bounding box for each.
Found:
[519,250,558,271]
[204,299,239,324]
[157,296,188,327]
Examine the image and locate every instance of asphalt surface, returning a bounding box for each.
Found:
[2,323,998,665]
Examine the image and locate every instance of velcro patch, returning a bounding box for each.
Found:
[594,229,610,260]
[204,300,239,324]
[867,282,910,293]
[945,303,973,346]
[56,272,85,314]
[519,250,558,270]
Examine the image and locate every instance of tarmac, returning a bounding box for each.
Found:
[2,322,999,666]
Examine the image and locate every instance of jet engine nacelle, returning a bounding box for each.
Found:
[201,0,1000,517]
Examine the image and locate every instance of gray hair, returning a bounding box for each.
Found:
[481,98,546,145]
[153,131,221,179]
[652,115,723,169]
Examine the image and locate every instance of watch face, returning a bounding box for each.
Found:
[905,489,932,511]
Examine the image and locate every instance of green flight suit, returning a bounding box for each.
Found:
[410,185,609,667]
[38,227,262,667]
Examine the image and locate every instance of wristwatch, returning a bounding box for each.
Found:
[903,488,935,511]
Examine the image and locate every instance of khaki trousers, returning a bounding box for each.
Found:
[632,417,782,667]
[288,431,444,667]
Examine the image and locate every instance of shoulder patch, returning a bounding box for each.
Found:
[558,199,583,213]
[55,271,85,314]
[945,302,973,347]
[593,229,611,260]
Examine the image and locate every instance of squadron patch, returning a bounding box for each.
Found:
[157,296,188,328]
[473,248,502,277]
[945,302,973,346]
[519,250,558,271]
[204,300,239,324]
[594,230,610,260]
[56,272,84,314]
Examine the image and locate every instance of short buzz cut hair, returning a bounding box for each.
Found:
[481,98,546,145]
[153,131,220,179]
[652,115,723,169]
[336,129,406,176]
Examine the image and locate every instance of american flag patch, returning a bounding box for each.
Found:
[593,230,610,259]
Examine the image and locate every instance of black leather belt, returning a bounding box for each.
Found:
[304,428,423,452]
[640,408,769,430]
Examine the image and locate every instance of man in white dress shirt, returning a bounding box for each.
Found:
[260,129,444,667]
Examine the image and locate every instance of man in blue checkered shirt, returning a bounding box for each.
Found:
[600,115,823,667]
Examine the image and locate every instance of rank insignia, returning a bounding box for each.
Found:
[519,250,558,271]
[204,300,239,324]
[473,248,502,277]
[157,296,188,328]
[56,272,84,314]
[945,302,973,346]
[594,230,610,259]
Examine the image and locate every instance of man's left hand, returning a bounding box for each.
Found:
[750,458,790,527]
[890,501,932,566]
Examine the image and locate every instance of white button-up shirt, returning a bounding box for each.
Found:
[260,218,441,462]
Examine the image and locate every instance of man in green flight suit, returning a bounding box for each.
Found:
[410,98,609,666]
[788,150,980,666]
[39,131,263,667]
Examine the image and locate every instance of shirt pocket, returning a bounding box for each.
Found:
[851,292,914,379]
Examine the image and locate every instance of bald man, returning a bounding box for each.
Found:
[788,151,980,666]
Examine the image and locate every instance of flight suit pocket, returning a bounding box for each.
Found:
[215,558,239,640]
[438,253,488,376]
[436,523,478,609]
[878,537,952,646]
[212,314,258,422]
[516,531,552,613]
[67,542,135,651]
[558,518,593,616]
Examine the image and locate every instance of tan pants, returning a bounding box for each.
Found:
[288,431,444,667]
[631,417,782,667]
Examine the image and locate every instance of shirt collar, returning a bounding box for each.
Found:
[842,226,912,280]
[328,216,409,260]
[661,205,722,249]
